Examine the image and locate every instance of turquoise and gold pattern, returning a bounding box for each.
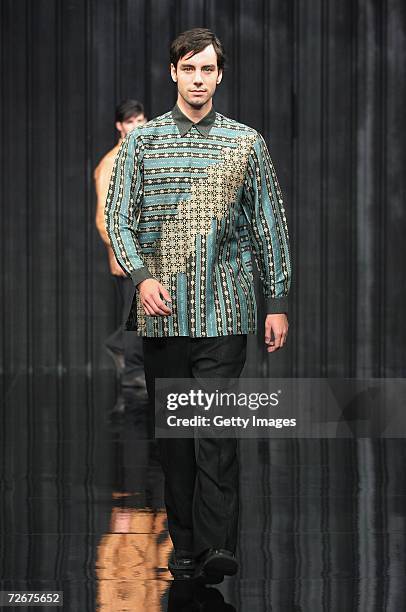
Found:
[105,105,291,337]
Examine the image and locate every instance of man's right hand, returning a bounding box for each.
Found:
[137,279,172,316]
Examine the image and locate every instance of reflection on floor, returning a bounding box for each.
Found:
[2,372,406,611]
[96,508,172,610]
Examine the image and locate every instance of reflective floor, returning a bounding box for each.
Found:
[2,372,406,611]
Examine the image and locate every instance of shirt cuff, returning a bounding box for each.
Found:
[130,266,153,288]
[265,296,289,315]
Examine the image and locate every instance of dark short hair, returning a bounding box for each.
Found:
[170,28,226,71]
[115,99,145,123]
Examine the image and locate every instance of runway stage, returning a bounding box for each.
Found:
[2,371,406,611]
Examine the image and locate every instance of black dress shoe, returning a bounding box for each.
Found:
[194,548,238,584]
[168,549,196,580]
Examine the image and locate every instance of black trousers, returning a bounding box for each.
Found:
[142,335,247,558]
[105,276,144,382]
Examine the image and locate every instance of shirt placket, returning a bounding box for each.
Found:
[185,125,199,335]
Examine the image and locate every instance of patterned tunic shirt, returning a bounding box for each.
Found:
[105,104,292,338]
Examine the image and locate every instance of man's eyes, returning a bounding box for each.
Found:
[182,67,214,72]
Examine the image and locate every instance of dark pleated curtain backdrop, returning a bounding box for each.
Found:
[1,0,405,377]
[1,2,406,610]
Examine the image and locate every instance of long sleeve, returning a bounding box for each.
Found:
[104,131,152,286]
[241,133,292,314]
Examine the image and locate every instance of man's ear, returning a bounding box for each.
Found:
[115,121,122,133]
[170,63,177,83]
[216,69,223,85]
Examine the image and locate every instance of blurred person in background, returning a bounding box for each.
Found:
[94,99,148,413]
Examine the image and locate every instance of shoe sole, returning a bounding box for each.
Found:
[194,557,237,585]
[198,551,238,578]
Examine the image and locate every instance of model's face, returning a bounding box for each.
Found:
[116,113,147,138]
[171,44,222,109]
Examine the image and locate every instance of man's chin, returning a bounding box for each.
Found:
[187,102,205,109]
[184,96,210,109]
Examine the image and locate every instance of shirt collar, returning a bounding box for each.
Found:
[172,103,216,137]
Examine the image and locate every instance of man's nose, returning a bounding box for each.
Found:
[193,70,203,84]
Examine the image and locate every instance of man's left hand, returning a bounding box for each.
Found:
[265,313,289,353]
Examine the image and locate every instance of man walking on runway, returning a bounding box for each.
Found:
[105,28,291,582]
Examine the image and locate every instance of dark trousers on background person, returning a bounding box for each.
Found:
[105,276,144,384]
[142,334,247,559]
